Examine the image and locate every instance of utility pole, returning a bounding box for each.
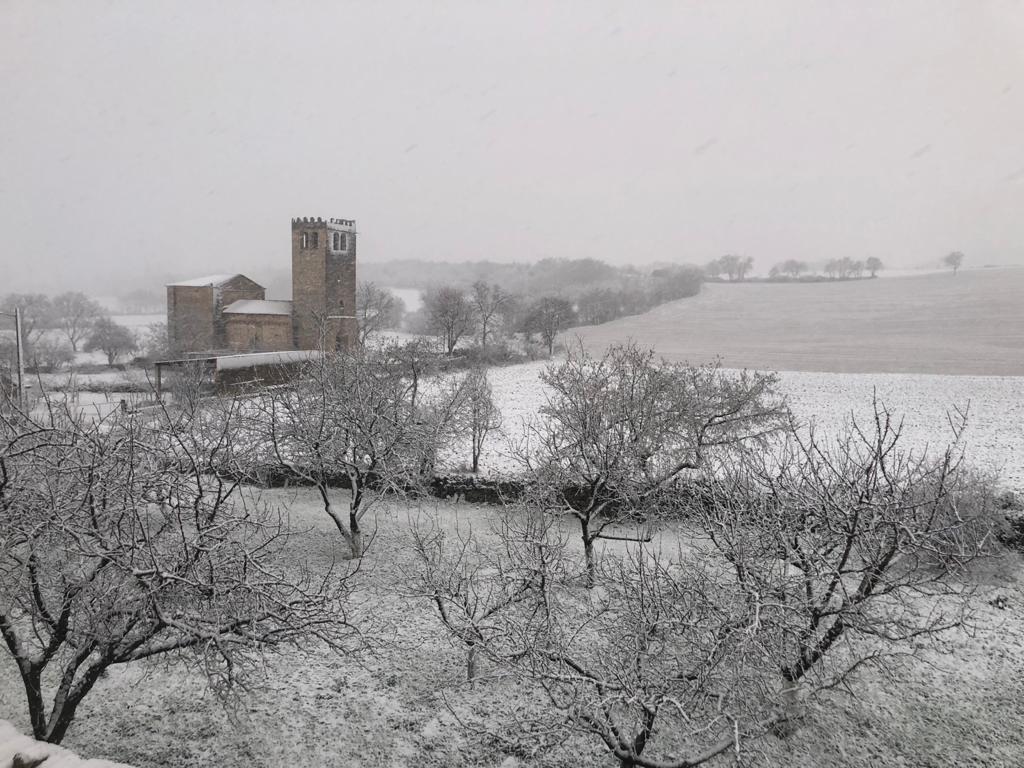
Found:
[14,307,26,410]
[1,307,26,409]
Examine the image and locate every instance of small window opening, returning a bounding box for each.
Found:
[301,232,308,248]
[310,232,319,248]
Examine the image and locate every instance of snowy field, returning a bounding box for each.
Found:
[469,361,1024,491]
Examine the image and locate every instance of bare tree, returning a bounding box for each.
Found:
[24,336,74,372]
[255,347,463,557]
[770,259,808,279]
[0,389,356,744]
[409,510,561,683]
[944,251,965,274]
[470,281,511,347]
[865,256,884,277]
[518,342,788,586]
[459,524,781,767]
[84,317,137,365]
[523,297,575,355]
[356,281,403,346]
[711,254,754,281]
[423,286,474,355]
[139,321,170,360]
[0,294,52,347]
[697,401,998,729]
[51,292,106,352]
[462,366,501,473]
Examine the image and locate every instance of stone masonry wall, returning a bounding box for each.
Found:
[166,285,215,354]
[214,276,265,349]
[224,313,293,352]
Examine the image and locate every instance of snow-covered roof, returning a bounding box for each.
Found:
[167,274,245,288]
[215,350,321,371]
[223,299,292,316]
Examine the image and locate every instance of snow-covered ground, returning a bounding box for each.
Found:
[464,361,1024,490]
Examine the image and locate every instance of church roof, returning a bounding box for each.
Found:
[167,273,248,288]
[223,299,293,316]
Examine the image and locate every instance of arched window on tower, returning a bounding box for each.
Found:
[338,233,347,251]
[301,232,308,249]
[332,232,340,250]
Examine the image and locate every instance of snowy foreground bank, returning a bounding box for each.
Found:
[0,720,134,768]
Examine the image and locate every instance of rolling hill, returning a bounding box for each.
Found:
[569,267,1024,376]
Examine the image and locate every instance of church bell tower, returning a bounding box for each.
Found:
[291,217,357,351]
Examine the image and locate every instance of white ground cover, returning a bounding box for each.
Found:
[459,361,1024,491]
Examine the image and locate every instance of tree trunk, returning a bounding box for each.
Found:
[349,511,363,558]
[45,701,79,744]
[775,674,802,737]
[583,534,596,589]
[466,643,477,684]
[22,668,48,742]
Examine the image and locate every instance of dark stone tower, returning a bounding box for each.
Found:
[291,217,358,351]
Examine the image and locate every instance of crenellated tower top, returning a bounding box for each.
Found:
[291,216,356,231]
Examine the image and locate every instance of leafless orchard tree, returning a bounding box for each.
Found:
[254,347,465,557]
[409,509,564,683]
[423,286,474,355]
[0,389,357,744]
[461,366,502,473]
[470,281,511,347]
[442,518,782,767]
[695,401,999,729]
[517,342,788,586]
[355,281,403,346]
[517,546,788,767]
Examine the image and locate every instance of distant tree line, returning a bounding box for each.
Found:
[360,262,703,358]
[0,292,157,373]
[706,251,967,282]
[704,255,886,282]
[361,257,623,295]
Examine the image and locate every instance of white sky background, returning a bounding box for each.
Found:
[1,0,1023,294]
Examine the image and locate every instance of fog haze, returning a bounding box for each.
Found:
[2,0,1023,294]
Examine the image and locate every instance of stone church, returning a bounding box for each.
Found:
[167,217,357,355]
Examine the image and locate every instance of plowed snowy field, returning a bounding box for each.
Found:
[468,362,1024,490]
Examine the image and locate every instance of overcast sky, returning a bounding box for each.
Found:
[2,0,1023,294]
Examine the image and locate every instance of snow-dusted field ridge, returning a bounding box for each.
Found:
[475,361,1024,490]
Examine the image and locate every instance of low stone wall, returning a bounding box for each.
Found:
[0,721,134,768]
